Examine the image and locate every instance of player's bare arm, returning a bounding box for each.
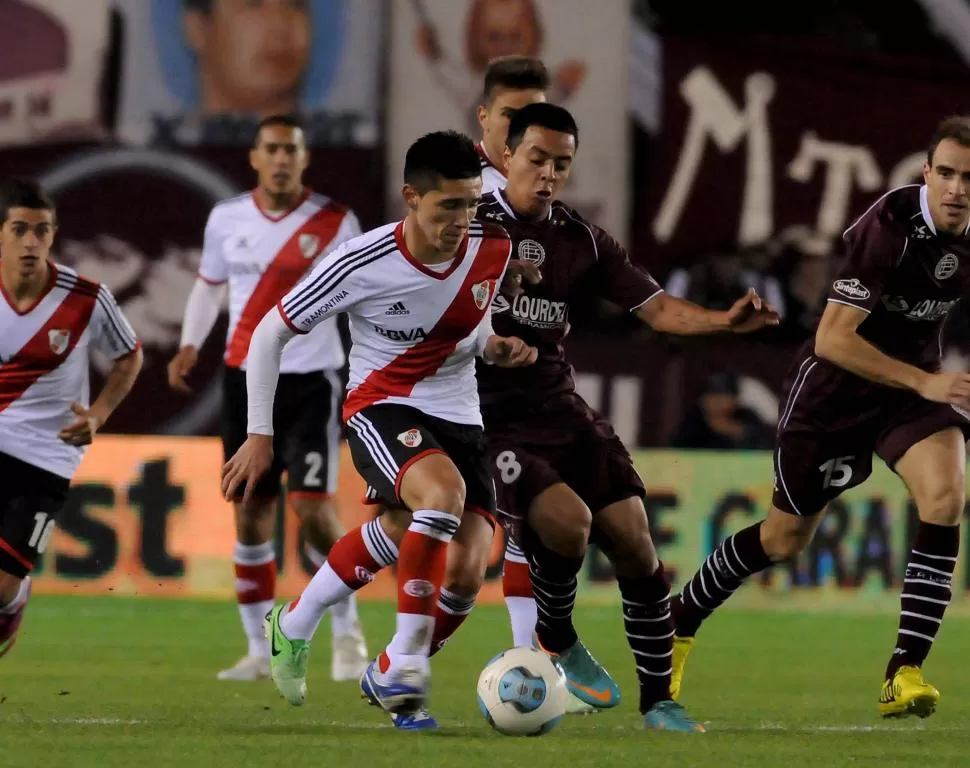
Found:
[636,287,780,335]
[815,300,970,405]
[220,306,294,503]
[58,346,144,447]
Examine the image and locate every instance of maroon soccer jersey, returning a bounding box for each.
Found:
[475,191,662,408]
[783,184,970,432]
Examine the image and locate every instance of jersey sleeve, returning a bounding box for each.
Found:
[278,240,363,334]
[197,207,229,284]
[90,285,140,359]
[828,203,905,313]
[592,227,663,310]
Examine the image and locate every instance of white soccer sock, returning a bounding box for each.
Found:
[234,541,275,658]
[506,597,538,647]
[330,593,360,637]
[280,562,354,641]
[305,544,327,570]
[0,576,30,614]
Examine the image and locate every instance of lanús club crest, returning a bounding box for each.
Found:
[935,253,958,280]
[517,238,545,267]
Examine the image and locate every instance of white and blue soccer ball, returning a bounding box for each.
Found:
[476,647,570,736]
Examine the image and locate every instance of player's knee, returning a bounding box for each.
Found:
[400,455,467,516]
[917,482,965,526]
[0,570,21,606]
[233,498,276,541]
[540,506,591,559]
[444,561,484,598]
[760,517,814,561]
[379,507,411,546]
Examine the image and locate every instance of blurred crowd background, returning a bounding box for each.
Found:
[7,0,970,452]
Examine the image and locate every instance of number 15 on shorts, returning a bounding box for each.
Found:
[819,456,855,489]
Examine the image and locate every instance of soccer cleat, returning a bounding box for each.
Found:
[216,654,270,681]
[359,659,427,715]
[537,637,621,709]
[642,700,706,732]
[670,635,694,701]
[0,579,31,659]
[565,694,597,715]
[879,665,940,719]
[331,627,369,682]
[264,604,310,705]
[390,709,439,731]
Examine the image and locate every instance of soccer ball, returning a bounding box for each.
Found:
[476,647,570,736]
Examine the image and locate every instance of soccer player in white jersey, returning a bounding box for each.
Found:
[166,115,368,683]
[222,130,537,728]
[0,178,142,658]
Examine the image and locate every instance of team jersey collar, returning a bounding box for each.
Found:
[251,186,312,223]
[496,188,553,222]
[394,219,468,280]
[919,184,970,237]
[476,142,506,177]
[0,259,57,316]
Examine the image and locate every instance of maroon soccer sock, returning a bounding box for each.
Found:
[885,521,958,680]
[618,563,675,712]
[672,522,773,637]
[530,547,582,654]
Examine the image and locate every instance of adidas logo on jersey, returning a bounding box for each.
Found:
[385,301,409,316]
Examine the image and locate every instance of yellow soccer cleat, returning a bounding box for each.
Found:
[878,665,940,719]
[670,635,694,701]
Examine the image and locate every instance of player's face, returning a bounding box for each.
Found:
[923,138,970,235]
[503,125,575,218]
[250,124,309,196]
[478,86,546,159]
[478,0,540,60]
[0,208,56,281]
[198,0,311,113]
[405,177,483,256]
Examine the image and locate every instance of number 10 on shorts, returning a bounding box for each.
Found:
[819,456,855,489]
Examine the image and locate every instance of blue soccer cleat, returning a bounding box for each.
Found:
[642,700,705,733]
[359,660,427,715]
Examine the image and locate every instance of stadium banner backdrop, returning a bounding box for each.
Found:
[0,140,382,438]
[637,34,970,279]
[0,0,111,147]
[386,0,631,242]
[114,0,383,147]
[32,438,970,614]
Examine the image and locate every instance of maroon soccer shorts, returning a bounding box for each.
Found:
[773,374,970,516]
[485,394,646,536]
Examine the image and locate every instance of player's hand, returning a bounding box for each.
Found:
[919,372,970,407]
[221,434,274,504]
[167,345,199,393]
[485,335,538,367]
[58,402,102,447]
[501,261,542,298]
[726,288,781,333]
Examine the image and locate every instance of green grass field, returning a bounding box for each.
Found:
[3,597,970,767]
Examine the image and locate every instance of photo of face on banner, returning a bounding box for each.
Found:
[0,0,111,147]
[389,0,629,238]
[115,0,382,147]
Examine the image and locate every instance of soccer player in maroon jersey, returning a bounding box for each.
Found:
[0,178,143,658]
[472,102,778,732]
[670,115,970,720]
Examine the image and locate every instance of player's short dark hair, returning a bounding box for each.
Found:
[482,56,550,105]
[0,177,56,226]
[927,115,970,165]
[183,0,212,14]
[404,130,481,194]
[252,114,306,148]
[506,103,579,153]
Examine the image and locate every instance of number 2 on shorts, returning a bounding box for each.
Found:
[496,450,522,484]
[819,456,854,489]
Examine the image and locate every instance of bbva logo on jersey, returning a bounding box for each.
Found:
[471,280,496,311]
[48,329,71,355]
